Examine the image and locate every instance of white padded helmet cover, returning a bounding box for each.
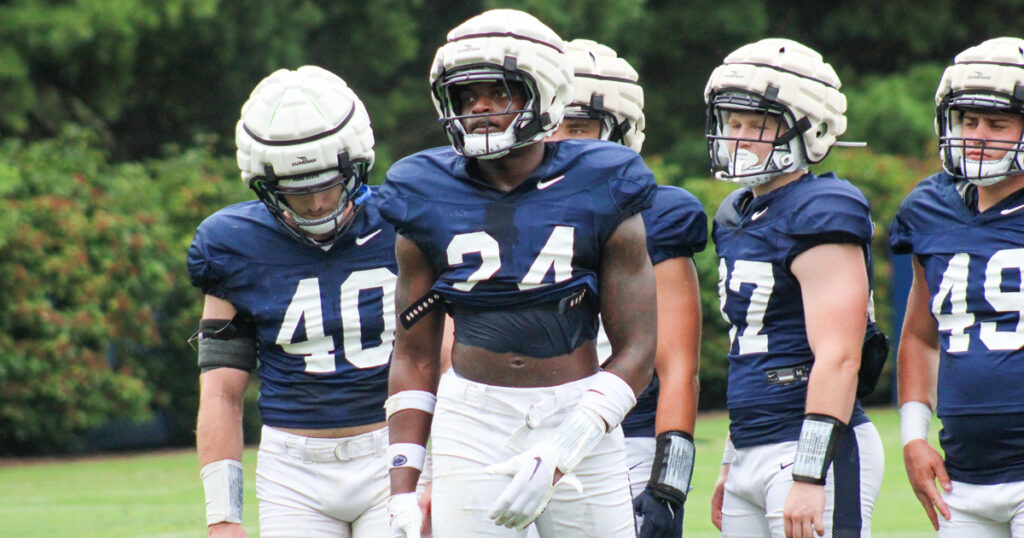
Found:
[429,9,573,145]
[704,38,846,163]
[565,39,645,152]
[236,65,375,185]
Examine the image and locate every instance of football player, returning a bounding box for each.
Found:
[890,36,1024,536]
[378,9,658,537]
[188,66,418,537]
[547,39,706,538]
[705,39,885,537]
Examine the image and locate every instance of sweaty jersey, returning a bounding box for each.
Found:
[890,171,1024,484]
[187,190,397,430]
[713,172,872,448]
[378,139,655,320]
[595,185,708,437]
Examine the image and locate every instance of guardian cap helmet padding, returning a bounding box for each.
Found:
[430,9,573,159]
[564,39,646,152]
[236,66,375,246]
[935,37,1024,186]
[704,38,847,187]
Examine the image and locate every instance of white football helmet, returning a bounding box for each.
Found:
[564,39,645,152]
[704,38,847,187]
[430,9,573,159]
[935,37,1024,186]
[236,65,375,246]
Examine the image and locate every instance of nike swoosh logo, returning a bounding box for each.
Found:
[536,175,566,190]
[528,457,543,479]
[751,208,768,221]
[1001,204,1024,215]
[355,229,382,246]
[780,461,795,470]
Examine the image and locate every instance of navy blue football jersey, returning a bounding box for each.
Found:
[378,139,656,311]
[713,172,873,448]
[595,185,708,437]
[187,189,397,430]
[890,171,1024,484]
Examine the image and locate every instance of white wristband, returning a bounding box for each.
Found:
[388,443,427,472]
[577,371,637,431]
[385,390,437,420]
[721,435,736,465]
[200,459,243,525]
[900,401,932,447]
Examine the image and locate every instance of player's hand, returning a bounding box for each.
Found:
[485,443,582,530]
[711,463,729,531]
[389,492,423,538]
[783,481,825,538]
[418,483,433,538]
[633,487,681,538]
[208,522,247,538]
[903,438,951,530]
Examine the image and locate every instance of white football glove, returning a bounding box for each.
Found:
[485,441,583,530]
[486,372,636,531]
[388,492,422,538]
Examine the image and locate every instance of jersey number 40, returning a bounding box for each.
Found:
[276,268,397,373]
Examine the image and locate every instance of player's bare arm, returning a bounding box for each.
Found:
[785,242,868,538]
[196,295,251,538]
[897,256,949,529]
[598,213,657,396]
[652,257,701,435]
[388,234,442,496]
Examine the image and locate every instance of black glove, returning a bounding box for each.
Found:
[633,486,683,537]
[634,431,694,537]
[857,329,889,398]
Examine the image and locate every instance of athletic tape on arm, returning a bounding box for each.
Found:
[899,401,932,447]
[384,390,437,420]
[553,371,637,472]
[201,459,244,525]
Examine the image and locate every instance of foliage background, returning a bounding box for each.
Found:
[0,0,1019,453]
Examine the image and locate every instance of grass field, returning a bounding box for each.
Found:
[0,406,939,537]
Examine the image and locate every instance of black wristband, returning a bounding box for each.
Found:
[792,414,847,485]
[647,430,695,507]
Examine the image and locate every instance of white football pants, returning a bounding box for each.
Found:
[430,370,637,537]
[256,425,391,538]
[722,422,884,538]
[939,479,1024,537]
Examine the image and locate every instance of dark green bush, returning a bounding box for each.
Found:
[0,127,249,454]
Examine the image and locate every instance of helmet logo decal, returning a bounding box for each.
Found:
[291,156,317,167]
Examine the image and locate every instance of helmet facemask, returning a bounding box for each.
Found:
[250,153,371,247]
[938,92,1024,186]
[562,93,627,144]
[706,91,809,187]
[435,66,543,159]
